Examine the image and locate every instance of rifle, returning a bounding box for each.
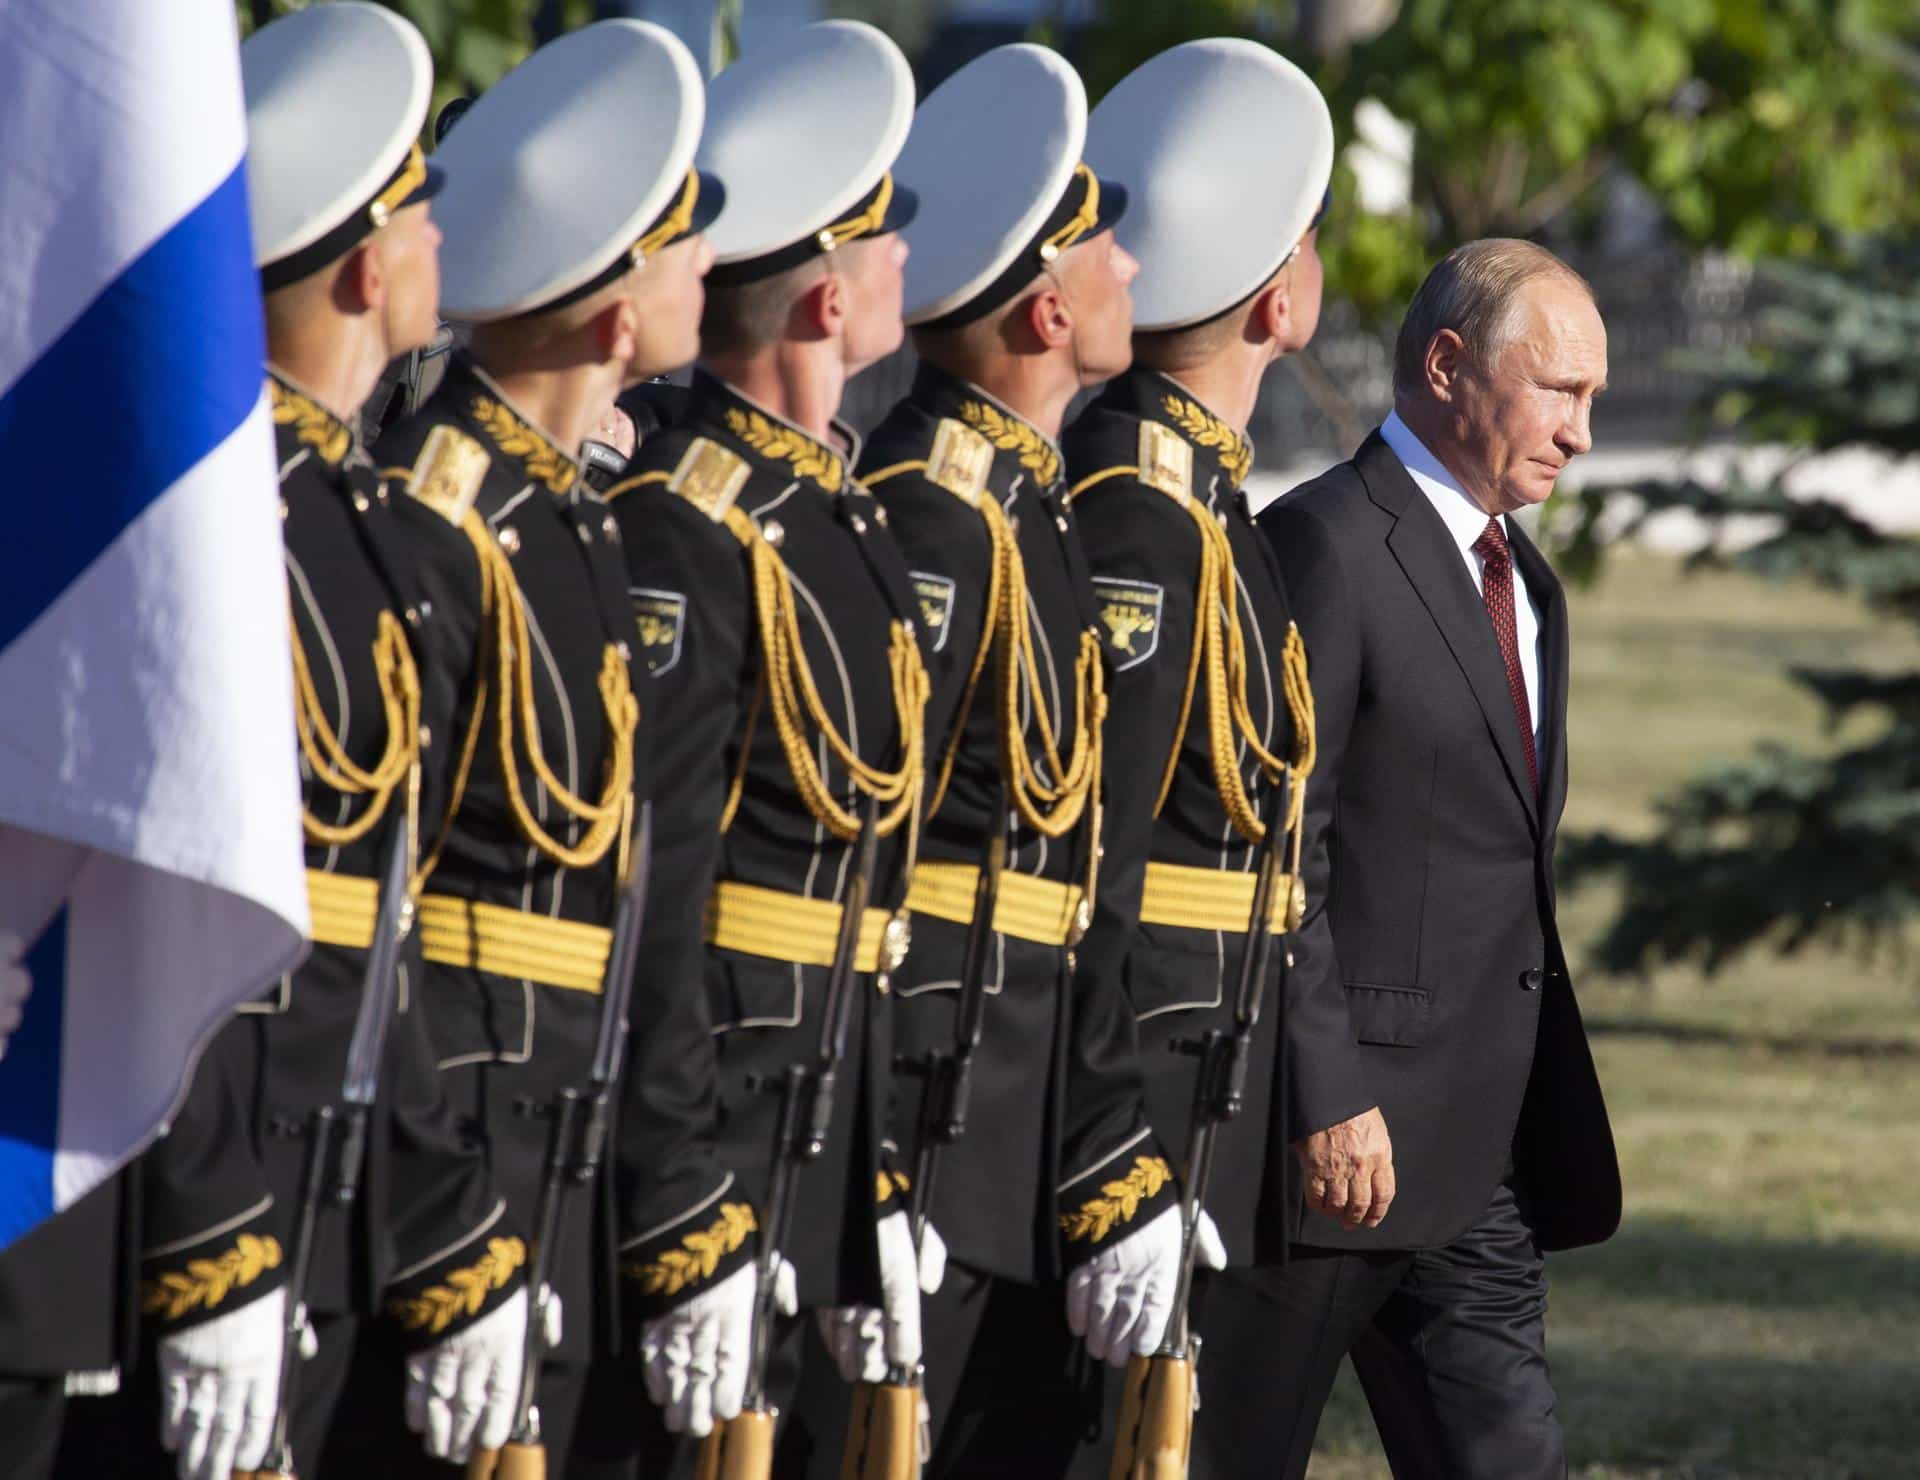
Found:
[696,801,881,1480]
[240,819,415,1480]
[470,802,653,1480]
[1108,775,1294,1480]
[844,783,1008,1479]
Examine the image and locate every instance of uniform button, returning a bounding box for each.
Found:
[499,526,521,555]
[1055,515,1069,533]
[419,724,433,750]
[1520,968,1544,992]
[352,491,371,513]
[603,514,618,540]
[850,513,868,534]
[874,505,889,527]
[404,605,420,627]
[280,498,289,522]
[615,641,632,662]
[376,484,390,503]
[419,599,433,620]
[577,523,593,545]
[762,519,785,548]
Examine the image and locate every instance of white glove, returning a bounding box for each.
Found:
[1194,1209,1228,1273]
[917,1220,947,1295]
[156,1286,285,1480]
[404,1285,527,1463]
[1064,1204,1194,1368]
[639,1261,764,1437]
[817,1211,923,1383]
[0,931,30,1063]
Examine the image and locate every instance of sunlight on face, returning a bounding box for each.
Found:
[627,232,713,380]
[835,232,910,376]
[379,201,442,358]
[1454,279,1608,515]
[1054,229,1138,385]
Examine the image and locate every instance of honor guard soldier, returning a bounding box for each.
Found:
[350,20,720,1473]
[788,44,1193,1477]
[54,10,537,1479]
[574,23,932,1475]
[1057,39,1338,1476]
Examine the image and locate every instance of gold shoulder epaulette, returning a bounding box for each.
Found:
[405,425,490,525]
[1137,421,1193,504]
[667,436,752,521]
[926,417,994,506]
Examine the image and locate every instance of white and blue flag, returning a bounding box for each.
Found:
[0,0,310,1251]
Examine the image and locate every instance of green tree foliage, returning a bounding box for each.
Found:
[1559,248,1920,979]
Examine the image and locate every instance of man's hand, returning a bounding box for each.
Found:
[640,1262,758,1436]
[156,1287,285,1480]
[1293,1107,1395,1231]
[404,1285,528,1463]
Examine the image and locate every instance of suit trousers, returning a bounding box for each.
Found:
[1188,1178,1564,1480]
[0,1379,65,1480]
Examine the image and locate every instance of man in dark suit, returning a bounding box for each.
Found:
[1213,238,1621,1479]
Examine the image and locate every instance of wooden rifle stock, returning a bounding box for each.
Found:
[842,1380,921,1480]
[1107,1352,1195,1480]
[694,1408,777,1480]
[466,1440,545,1480]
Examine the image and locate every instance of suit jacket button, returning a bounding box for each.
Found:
[1521,968,1544,992]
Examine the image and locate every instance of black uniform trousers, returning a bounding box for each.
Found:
[1182,1178,1562,1480]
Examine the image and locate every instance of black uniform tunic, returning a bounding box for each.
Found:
[603,374,920,1315]
[859,364,1174,1284]
[1064,369,1310,1264]
[374,356,642,1363]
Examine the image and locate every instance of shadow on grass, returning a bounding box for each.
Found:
[1586,1015,1920,1060]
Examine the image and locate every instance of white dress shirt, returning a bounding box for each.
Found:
[1379,412,1544,748]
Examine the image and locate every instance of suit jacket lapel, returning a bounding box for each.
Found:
[1509,519,1569,834]
[1356,434,1540,833]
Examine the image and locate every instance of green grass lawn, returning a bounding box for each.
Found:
[1306,552,1920,1479]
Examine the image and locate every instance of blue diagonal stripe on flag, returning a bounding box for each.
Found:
[0,161,262,652]
[0,0,309,1255]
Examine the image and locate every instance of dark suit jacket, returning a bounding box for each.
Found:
[1259,431,1619,1254]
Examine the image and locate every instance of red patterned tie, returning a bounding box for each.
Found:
[1472,518,1538,794]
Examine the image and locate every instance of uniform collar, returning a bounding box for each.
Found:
[268,368,356,468]
[910,360,1063,490]
[1105,369,1255,491]
[1379,409,1507,554]
[692,370,850,495]
[454,355,581,497]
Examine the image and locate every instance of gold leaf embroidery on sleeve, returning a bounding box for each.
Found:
[1058,1156,1173,1244]
[1161,394,1253,487]
[625,1202,758,1298]
[386,1235,526,1335]
[875,1169,911,1204]
[470,394,578,495]
[141,1232,284,1322]
[957,400,1061,487]
[723,407,844,493]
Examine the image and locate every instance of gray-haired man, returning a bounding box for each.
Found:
[1200,239,1622,1479]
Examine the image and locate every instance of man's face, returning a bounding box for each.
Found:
[836,232,909,374]
[1055,229,1139,385]
[1450,279,1607,515]
[626,232,714,380]
[380,201,442,356]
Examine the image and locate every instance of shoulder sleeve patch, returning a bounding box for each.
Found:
[1091,576,1165,672]
[908,571,958,654]
[667,436,751,521]
[405,425,490,524]
[1137,422,1193,504]
[630,588,687,676]
[926,418,994,505]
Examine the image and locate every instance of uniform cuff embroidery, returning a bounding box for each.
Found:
[385,1234,527,1348]
[1058,1155,1177,1261]
[620,1201,758,1317]
[140,1231,286,1331]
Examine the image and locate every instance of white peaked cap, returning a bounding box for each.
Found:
[431,19,709,321]
[1087,38,1334,332]
[698,20,917,272]
[897,45,1109,327]
[242,2,438,280]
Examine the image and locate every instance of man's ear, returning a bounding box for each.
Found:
[1025,280,1074,351]
[796,271,845,343]
[335,242,383,318]
[1255,270,1293,347]
[597,294,640,368]
[1425,328,1466,402]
